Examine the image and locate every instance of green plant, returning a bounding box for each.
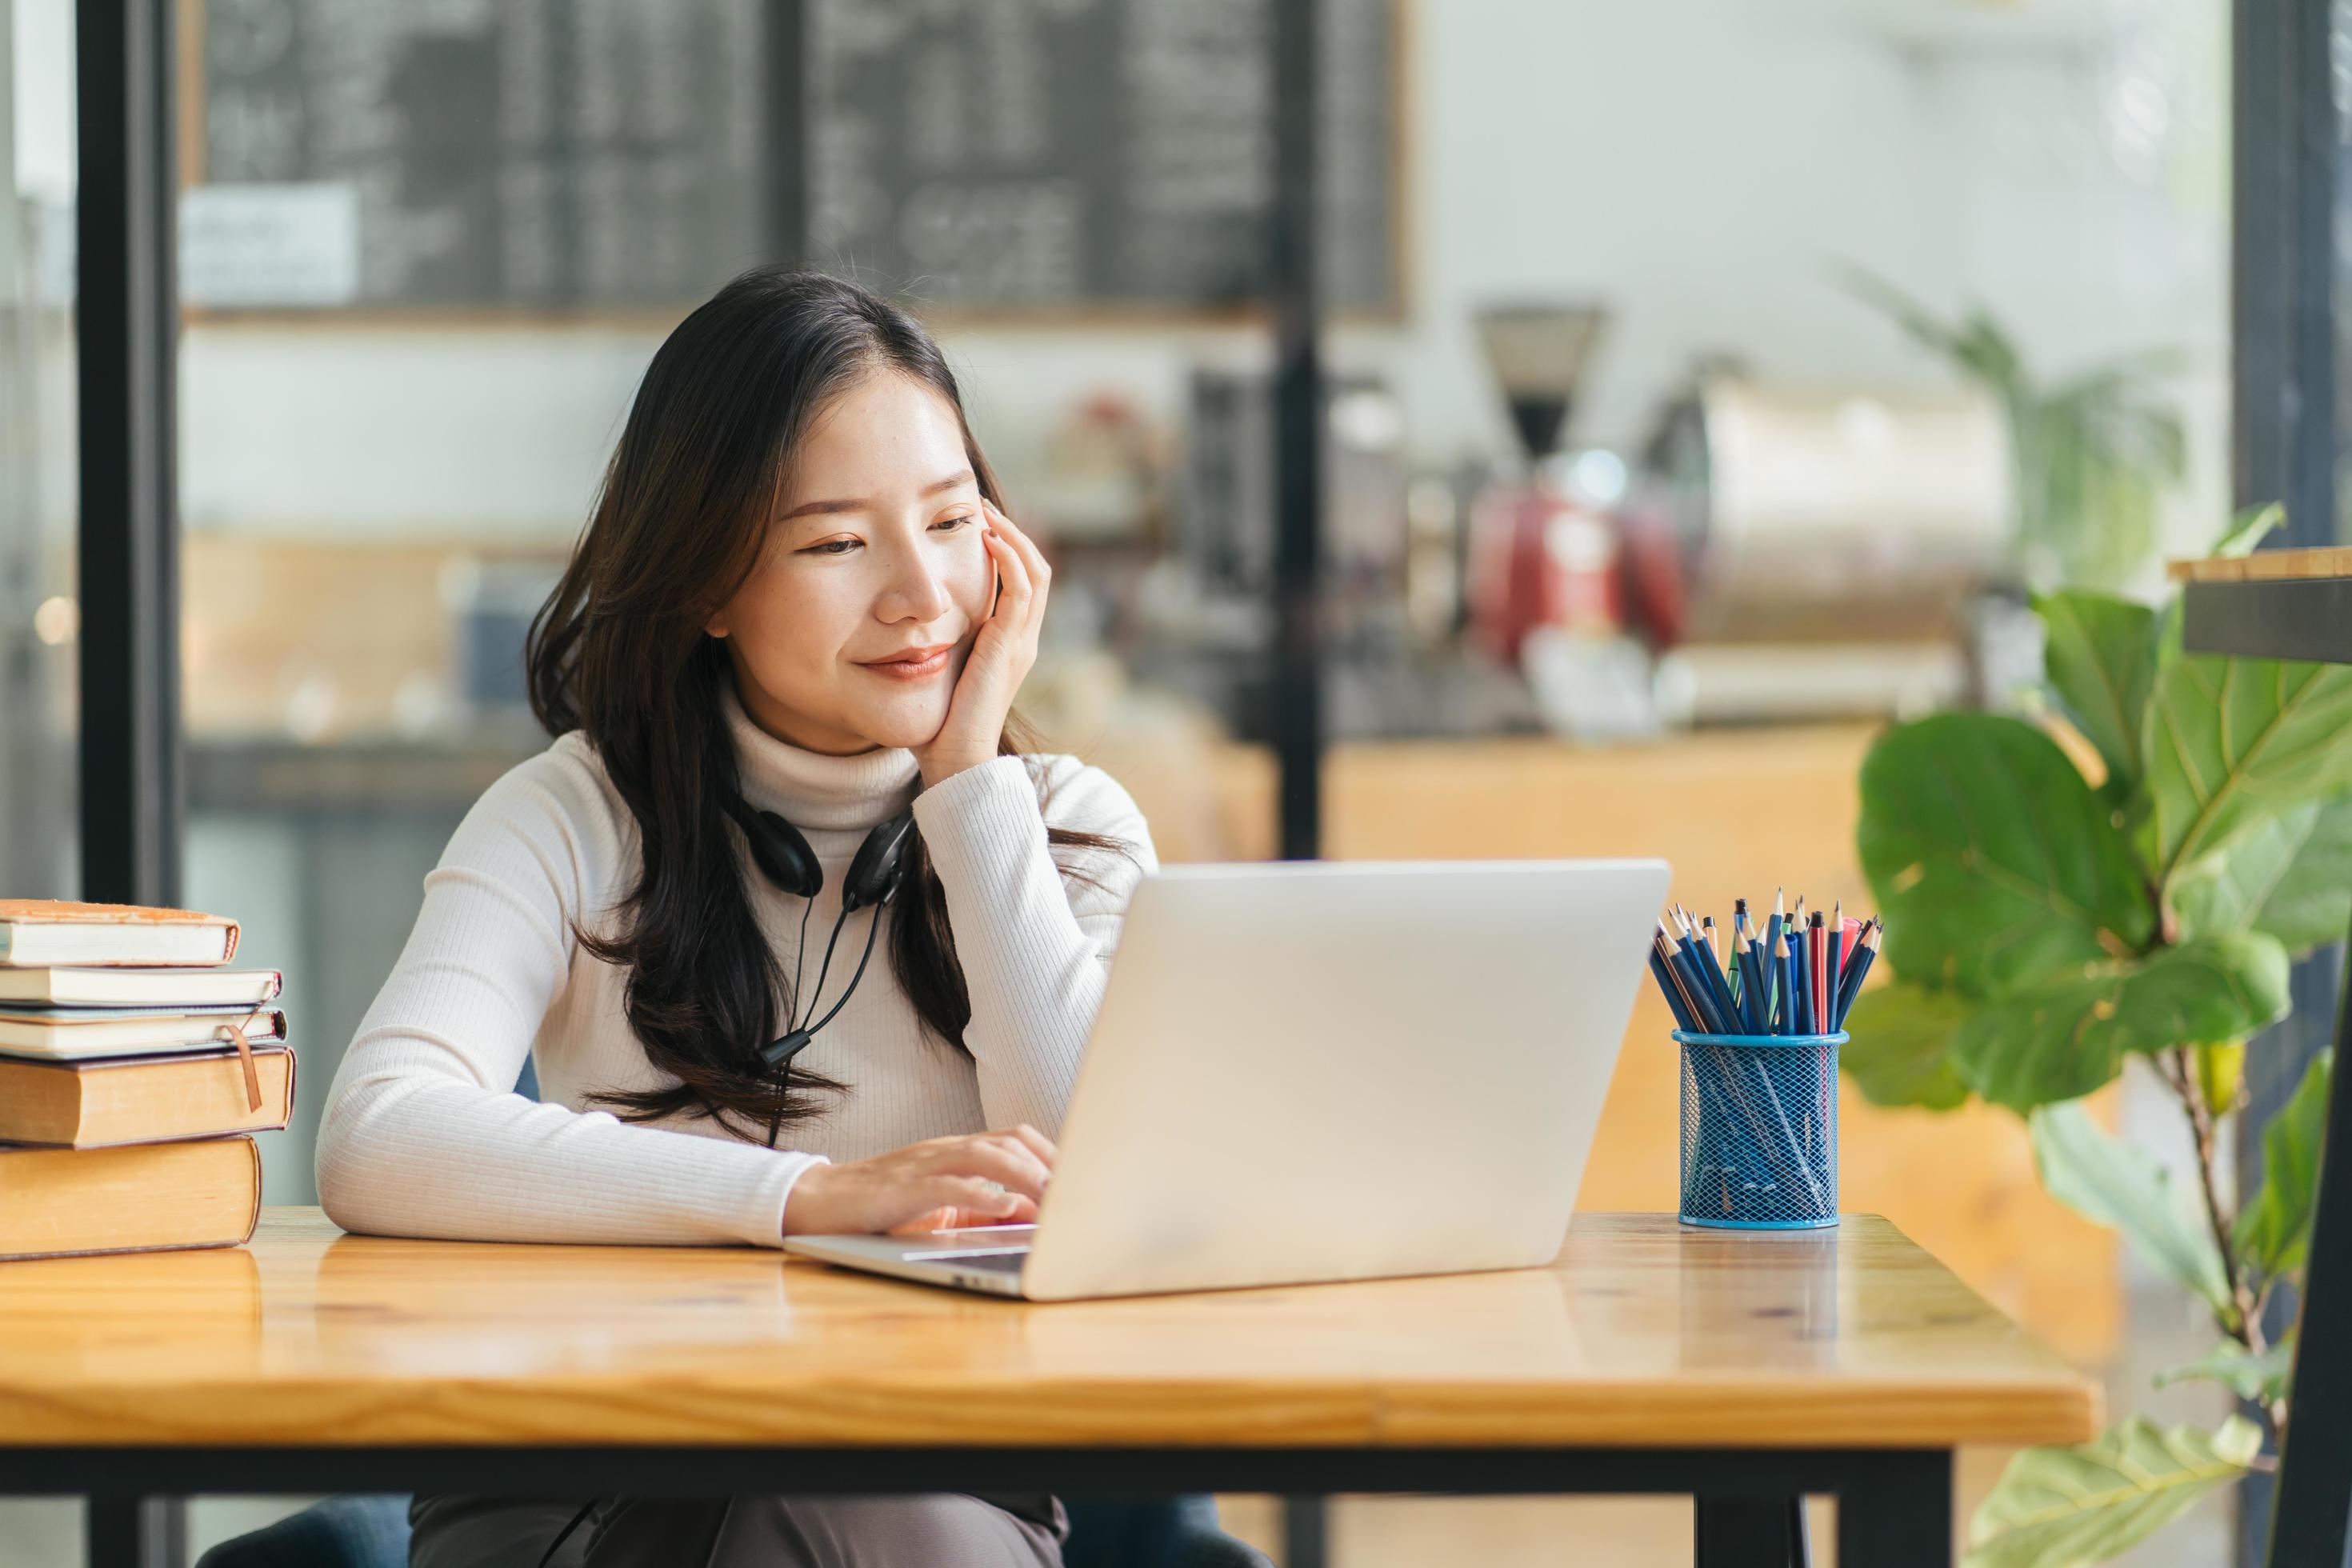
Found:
[1842,270,2187,594]
[1843,506,2350,1566]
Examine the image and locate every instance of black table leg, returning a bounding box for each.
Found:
[1282,1495,1328,1568]
[1695,1495,1809,1566]
[86,1495,182,1568]
[2263,902,2352,1568]
[1838,1452,1952,1566]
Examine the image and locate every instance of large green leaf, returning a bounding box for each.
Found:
[1953,935,2291,1111]
[2211,502,2283,558]
[2234,1047,2334,1280]
[2169,793,2352,955]
[2139,653,2352,889]
[2037,591,2158,799]
[2155,1338,2294,1405]
[1859,714,2154,998]
[1839,983,1971,1110]
[2030,1100,2231,1314]
[1964,1416,2262,1568]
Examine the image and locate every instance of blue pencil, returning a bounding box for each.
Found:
[1835,920,1880,1028]
[1656,923,1715,1031]
[1666,945,1711,1031]
[1678,914,1740,1034]
[1826,902,1845,1026]
[1778,926,1797,1034]
[1671,939,1732,1034]
[1734,932,1768,1035]
[1650,943,1701,1032]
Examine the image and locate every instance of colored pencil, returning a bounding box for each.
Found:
[1642,895,1887,1042]
[1650,937,1701,1032]
[1776,926,1795,1037]
[1810,910,1829,1035]
[1675,910,1740,1034]
[1673,943,1730,1034]
[1835,921,1880,1028]
[1658,924,1706,1022]
[1826,902,1844,1027]
[1787,918,1811,1034]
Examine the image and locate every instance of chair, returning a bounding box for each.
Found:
[1065,1497,1270,1568]
[195,1493,1271,1567]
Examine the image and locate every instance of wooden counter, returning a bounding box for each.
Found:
[0,1207,2097,1453]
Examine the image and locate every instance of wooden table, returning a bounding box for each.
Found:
[0,1209,2096,1567]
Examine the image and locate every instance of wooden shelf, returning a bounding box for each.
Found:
[2166,546,2352,582]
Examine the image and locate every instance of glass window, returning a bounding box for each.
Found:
[1,0,78,903]
[1,6,84,1560]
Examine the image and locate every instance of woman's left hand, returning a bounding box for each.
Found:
[914,500,1050,789]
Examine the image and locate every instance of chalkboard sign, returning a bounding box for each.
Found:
[193,0,770,308]
[804,0,1398,313]
[190,0,1400,315]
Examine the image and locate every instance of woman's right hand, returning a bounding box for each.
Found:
[782,1125,1057,1236]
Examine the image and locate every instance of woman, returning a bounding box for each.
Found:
[315,267,1155,1567]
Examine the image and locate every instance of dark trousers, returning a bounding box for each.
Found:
[409,1492,1066,1567]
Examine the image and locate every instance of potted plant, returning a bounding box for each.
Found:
[1844,507,2348,1566]
[1843,270,2187,594]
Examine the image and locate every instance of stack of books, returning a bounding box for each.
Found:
[0,899,290,1262]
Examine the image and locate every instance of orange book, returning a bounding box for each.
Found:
[0,1137,260,1261]
[0,1046,294,1148]
[0,901,240,967]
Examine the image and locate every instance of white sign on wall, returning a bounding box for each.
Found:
[179,182,362,307]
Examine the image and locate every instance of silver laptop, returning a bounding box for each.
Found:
[783,858,1668,1301]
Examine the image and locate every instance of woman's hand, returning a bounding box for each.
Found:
[912,501,1050,790]
[782,1125,1058,1237]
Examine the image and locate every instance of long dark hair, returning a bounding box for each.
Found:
[526,266,1124,1142]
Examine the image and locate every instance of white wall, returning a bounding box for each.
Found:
[147,0,2225,559]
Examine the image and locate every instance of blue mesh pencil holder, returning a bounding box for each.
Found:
[1675,1030,1842,1230]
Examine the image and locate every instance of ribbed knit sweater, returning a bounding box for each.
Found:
[315,687,1156,1249]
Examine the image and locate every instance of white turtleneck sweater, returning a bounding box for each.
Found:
[314,690,1157,1250]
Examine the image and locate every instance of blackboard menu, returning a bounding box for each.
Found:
[804,0,1397,311]
[192,0,1398,314]
[195,0,770,308]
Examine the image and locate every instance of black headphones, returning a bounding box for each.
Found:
[719,791,915,1074]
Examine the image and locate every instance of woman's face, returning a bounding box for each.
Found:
[709,370,994,755]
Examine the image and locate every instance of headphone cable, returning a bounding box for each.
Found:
[783,894,814,1032]
[798,899,854,1036]
[799,906,884,1040]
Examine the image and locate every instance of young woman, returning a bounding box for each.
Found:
[316,268,1156,1567]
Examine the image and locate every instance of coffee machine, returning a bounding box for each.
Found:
[1464,303,1617,664]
